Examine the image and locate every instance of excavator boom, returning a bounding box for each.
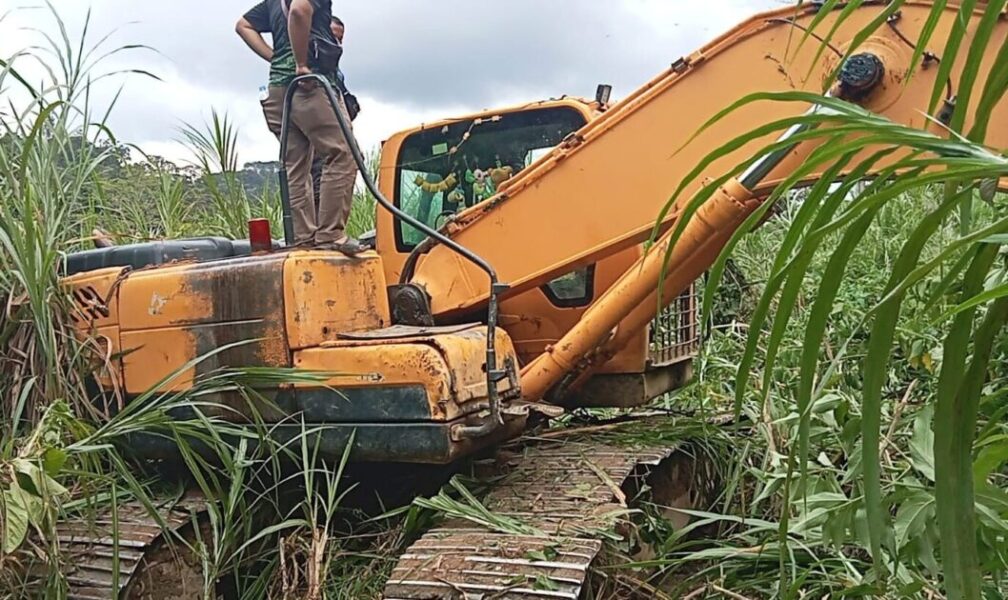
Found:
[408,1,1008,320]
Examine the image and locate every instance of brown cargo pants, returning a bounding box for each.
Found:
[261,85,358,245]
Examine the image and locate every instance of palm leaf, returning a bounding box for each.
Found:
[928,0,978,115]
[933,244,999,600]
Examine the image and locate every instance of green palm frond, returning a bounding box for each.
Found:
[660,3,1008,598]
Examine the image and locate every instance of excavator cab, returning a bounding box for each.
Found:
[375,98,701,408]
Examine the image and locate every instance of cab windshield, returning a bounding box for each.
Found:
[395,106,586,249]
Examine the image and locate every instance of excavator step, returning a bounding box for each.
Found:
[383,439,678,600]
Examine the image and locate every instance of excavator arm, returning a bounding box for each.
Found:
[407,2,1008,312]
[400,1,1008,402]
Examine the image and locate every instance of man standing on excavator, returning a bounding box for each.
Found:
[236,0,365,255]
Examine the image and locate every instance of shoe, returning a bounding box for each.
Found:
[316,237,366,256]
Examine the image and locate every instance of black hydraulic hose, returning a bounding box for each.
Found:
[399,236,435,286]
[278,74,507,436]
[278,91,297,244]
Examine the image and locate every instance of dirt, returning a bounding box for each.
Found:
[122,522,209,600]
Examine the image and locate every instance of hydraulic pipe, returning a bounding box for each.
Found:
[519,101,829,403]
[520,178,761,402]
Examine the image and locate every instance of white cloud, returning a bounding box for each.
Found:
[1,0,784,165]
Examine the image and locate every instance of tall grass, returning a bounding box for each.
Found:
[180,110,269,238]
[346,147,379,238]
[619,189,1008,598]
[0,6,366,598]
[650,2,1008,598]
[0,5,187,592]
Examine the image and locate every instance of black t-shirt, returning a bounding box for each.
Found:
[244,0,336,86]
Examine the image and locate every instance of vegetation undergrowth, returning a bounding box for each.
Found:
[612,188,1008,599]
[0,5,381,599]
[3,1,1008,600]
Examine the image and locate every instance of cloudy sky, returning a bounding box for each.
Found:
[1,0,789,166]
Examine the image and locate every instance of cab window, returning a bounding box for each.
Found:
[395,106,586,249]
[395,106,595,308]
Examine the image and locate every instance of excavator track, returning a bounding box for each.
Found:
[58,494,206,600]
[384,437,679,600]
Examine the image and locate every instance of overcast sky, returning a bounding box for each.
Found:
[1,0,788,166]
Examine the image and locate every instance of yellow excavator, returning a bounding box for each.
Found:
[58,2,1008,598]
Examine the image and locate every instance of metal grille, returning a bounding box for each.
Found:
[648,281,700,366]
[69,285,110,324]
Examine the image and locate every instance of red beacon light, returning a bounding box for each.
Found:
[248,219,273,253]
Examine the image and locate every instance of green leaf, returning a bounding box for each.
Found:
[951,0,1007,135]
[859,185,962,574]
[973,440,1008,482]
[943,281,1008,319]
[928,0,977,115]
[12,459,68,500]
[232,518,310,558]
[756,152,854,399]
[895,491,935,552]
[789,0,846,62]
[525,545,559,562]
[0,56,40,99]
[532,575,561,591]
[794,161,897,496]
[3,484,31,554]
[910,405,936,482]
[906,1,948,84]
[42,448,67,477]
[934,245,1002,600]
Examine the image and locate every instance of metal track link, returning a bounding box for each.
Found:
[59,494,205,600]
[384,440,677,599]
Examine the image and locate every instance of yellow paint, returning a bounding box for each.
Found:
[296,326,516,422]
[375,98,666,382]
[118,263,215,331]
[283,251,391,349]
[120,328,198,394]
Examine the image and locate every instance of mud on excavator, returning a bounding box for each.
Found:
[58,1,1008,598]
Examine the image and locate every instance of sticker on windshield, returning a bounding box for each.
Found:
[431,142,449,156]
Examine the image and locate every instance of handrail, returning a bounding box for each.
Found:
[277,74,510,437]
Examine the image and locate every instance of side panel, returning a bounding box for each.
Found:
[118,255,287,331]
[293,327,517,423]
[66,267,123,327]
[64,267,129,392]
[284,252,391,349]
[117,254,290,394]
[293,343,454,419]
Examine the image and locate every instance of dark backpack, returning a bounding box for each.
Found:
[280,0,342,75]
